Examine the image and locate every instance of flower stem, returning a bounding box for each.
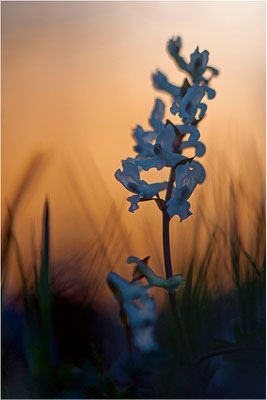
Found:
[163,166,193,365]
[125,323,133,356]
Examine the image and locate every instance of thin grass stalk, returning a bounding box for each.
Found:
[1,205,13,288]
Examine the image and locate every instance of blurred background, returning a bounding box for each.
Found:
[2,2,266,398]
[2,0,265,303]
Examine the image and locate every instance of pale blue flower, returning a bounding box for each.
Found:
[135,123,190,171]
[171,85,207,124]
[106,272,149,302]
[149,98,165,132]
[172,123,201,142]
[152,70,182,102]
[166,160,205,221]
[133,325,158,352]
[107,271,158,353]
[167,197,192,221]
[132,98,202,166]
[179,140,206,157]
[153,68,215,108]
[132,99,165,157]
[167,36,189,74]
[135,122,204,171]
[187,47,209,84]
[190,48,219,85]
[135,125,187,171]
[203,86,216,100]
[115,160,168,212]
[170,102,179,116]
[167,36,182,59]
[151,98,202,141]
[132,125,156,157]
[124,297,158,352]
[189,160,206,183]
[167,36,219,85]
[123,297,156,327]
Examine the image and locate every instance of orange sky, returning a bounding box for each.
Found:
[2,1,266,301]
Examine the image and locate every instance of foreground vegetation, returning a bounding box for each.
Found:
[2,155,265,398]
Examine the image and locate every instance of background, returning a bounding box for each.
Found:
[2,0,265,307]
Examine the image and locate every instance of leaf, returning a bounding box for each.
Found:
[165,119,181,138]
[175,156,196,167]
[154,198,166,212]
[132,256,150,282]
[181,78,191,97]
[38,198,52,332]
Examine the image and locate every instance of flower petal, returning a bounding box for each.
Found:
[127,194,141,212]
[176,124,200,141]
[166,198,193,221]
[204,86,216,100]
[156,124,176,152]
[149,98,165,132]
[179,141,206,157]
[170,102,179,116]
[133,325,158,352]
[106,272,149,302]
[198,102,207,120]
[152,70,182,101]
[135,156,166,171]
[190,160,206,183]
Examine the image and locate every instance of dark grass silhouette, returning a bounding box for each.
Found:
[2,153,265,399]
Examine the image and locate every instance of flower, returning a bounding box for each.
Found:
[167,196,192,222]
[170,85,207,124]
[135,121,205,172]
[167,36,182,58]
[167,36,219,85]
[167,36,190,73]
[179,140,206,157]
[124,298,158,352]
[148,97,202,141]
[115,35,217,220]
[150,99,200,141]
[106,272,149,302]
[133,325,158,353]
[115,159,168,212]
[127,256,185,291]
[152,70,182,102]
[149,98,165,132]
[131,98,203,171]
[109,34,219,356]
[106,271,158,353]
[187,47,209,84]
[123,297,156,327]
[132,125,156,158]
[166,160,205,221]
[135,124,189,171]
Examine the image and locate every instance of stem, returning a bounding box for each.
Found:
[162,134,193,365]
[125,323,133,356]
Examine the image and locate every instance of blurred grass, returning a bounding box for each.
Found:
[1,153,47,289]
[1,143,265,398]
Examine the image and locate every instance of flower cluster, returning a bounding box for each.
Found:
[108,36,218,354]
[106,256,184,352]
[106,271,157,353]
[115,36,218,222]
